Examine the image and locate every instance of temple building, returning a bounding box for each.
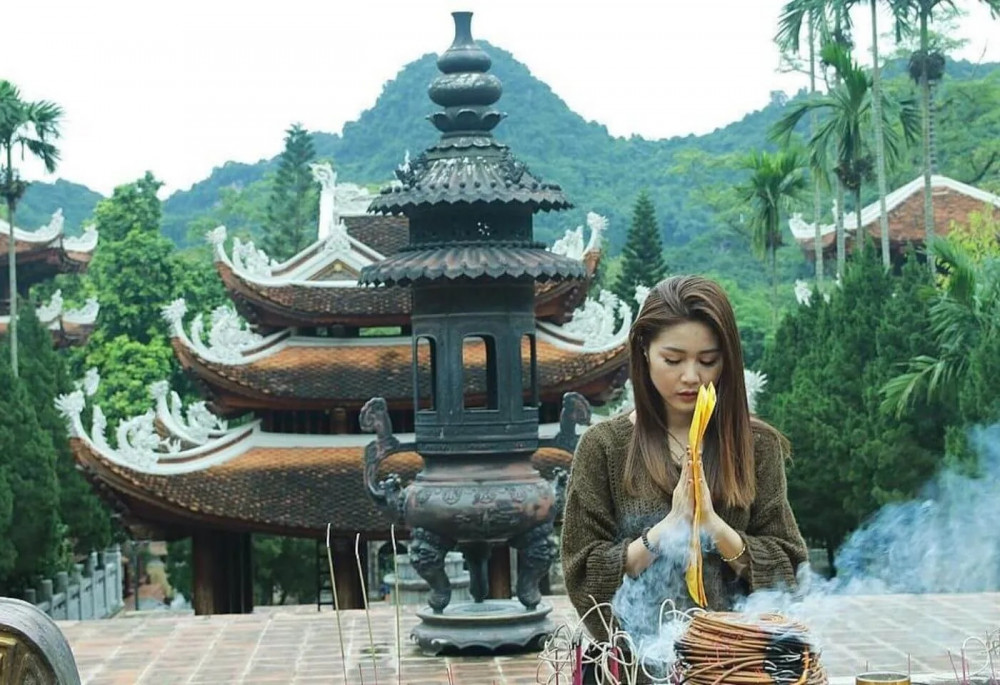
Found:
[57,166,635,615]
[0,210,100,346]
[788,174,1000,262]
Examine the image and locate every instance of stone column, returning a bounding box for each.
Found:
[72,565,84,620]
[54,572,69,620]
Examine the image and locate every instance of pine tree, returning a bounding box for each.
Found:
[263,123,319,261]
[0,333,62,592]
[759,250,953,561]
[17,306,112,554]
[612,191,667,304]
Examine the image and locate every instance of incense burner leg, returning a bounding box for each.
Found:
[510,522,555,610]
[409,527,455,613]
[459,541,491,603]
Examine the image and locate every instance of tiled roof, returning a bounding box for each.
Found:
[359,244,586,286]
[219,215,598,327]
[71,439,572,536]
[794,179,1000,256]
[174,334,628,410]
[0,317,97,348]
[371,142,573,214]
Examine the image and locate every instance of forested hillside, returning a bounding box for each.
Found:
[17,45,1000,291]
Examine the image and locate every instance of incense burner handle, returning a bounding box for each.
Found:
[360,397,413,521]
[539,392,591,454]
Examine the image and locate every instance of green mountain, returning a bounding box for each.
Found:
[17,45,1000,273]
[13,180,104,235]
[161,44,797,250]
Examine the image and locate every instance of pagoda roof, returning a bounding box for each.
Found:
[56,376,577,538]
[0,290,99,347]
[370,143,573,214]
[210,213,605,328]
[788,175,1000,256]
[162,290,632,415]
[0,210,99,272]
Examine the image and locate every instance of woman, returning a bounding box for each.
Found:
[560,275,808,648]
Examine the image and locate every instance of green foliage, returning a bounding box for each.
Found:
[1,79,64,378]
[612,191,667,303]
[0,330,63,591]
[16,306,112,554]
[78,335,175,429]
[165,539,192,601]
[262,124,319,261]
[91,172,162,243]
[90,228,178,344]
[882,236,1000,461]
[87,174,178,344]
[759,251,948,555]
[737,149,807,321]
[184,177,271,247]
[164,535,321,606]
[253,535,318,605]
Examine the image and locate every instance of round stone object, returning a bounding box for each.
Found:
[0,597,81,684]
[411,598,555,656]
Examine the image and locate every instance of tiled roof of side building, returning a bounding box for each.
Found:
[169,332,629,412]
[789,175,1000,255]
[70,442,573,537]
[212,214,603,328]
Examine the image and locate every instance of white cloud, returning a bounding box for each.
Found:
[3,0,998,197]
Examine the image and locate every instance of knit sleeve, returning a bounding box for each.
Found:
[560,424,631,642]
[741,431,809,593]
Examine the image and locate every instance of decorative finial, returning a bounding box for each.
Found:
[428,11,505,135]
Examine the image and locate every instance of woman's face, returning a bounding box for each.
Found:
[646,320,723,422]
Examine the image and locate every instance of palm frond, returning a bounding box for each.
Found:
[929,235,978,303]
[880,355,947,417]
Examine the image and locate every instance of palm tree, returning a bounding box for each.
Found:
[881,236,1000,417]
[864,0,911,269]
[737,149,807,325]
[0,81,63,378]
[779,0,913,271]
[772,44,918,272]
[777,1,859,279]
[777,0,828,283]
[894,0,1000,273]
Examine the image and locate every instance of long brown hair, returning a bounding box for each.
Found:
[624,275,769,509]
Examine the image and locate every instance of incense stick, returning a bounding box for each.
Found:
[326,523,350,684]
[355,533,379,685]
[390,523,402,685]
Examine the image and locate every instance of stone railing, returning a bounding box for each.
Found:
[23,546,125,621]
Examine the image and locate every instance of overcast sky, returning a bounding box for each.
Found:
[3,0,998,198]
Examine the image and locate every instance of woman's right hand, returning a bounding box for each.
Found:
[650,456,693,540]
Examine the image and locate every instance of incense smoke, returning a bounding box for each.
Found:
[832,423,1000,594]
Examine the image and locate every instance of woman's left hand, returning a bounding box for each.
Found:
[691,446,721,534]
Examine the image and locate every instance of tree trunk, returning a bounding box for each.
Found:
[771,244,778,328]
[870,0,892,269]
[809,12,824,284]
[856,188,864,257]
[836,179,846,279]
[6,182,16,378]
[920,10,935,273]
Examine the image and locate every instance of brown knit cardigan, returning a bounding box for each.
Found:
[560,412,808,643]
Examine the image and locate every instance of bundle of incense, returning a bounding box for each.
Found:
[674,612,828,685]
[685,382,716,607]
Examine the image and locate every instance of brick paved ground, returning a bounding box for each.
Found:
[58,593,999,685]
